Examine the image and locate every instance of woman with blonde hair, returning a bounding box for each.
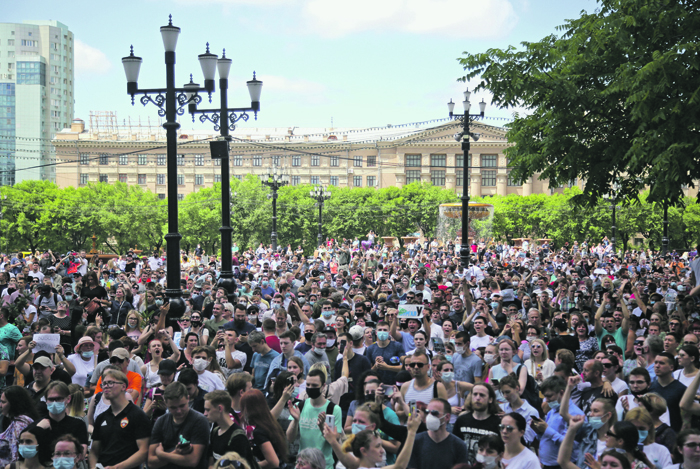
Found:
[625,406,673,469]
[66,383,87,425]
[523,338,555,386]
[639,392,676,449]
[213,452,252,469]
[124,310,144,341]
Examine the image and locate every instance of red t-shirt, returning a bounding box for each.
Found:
[266,335,281,353]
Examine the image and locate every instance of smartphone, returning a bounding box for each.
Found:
[218,326,225,331]
[381,384,394,397]
[325,414,335,428]
[339,340,347,354]
[408,401,417,416]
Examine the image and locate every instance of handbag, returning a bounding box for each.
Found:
[85,299,101,315]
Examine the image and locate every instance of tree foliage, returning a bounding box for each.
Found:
[459,0,700,207]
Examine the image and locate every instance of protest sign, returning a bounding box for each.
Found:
[397,304,423,319]
[32,334,60,354]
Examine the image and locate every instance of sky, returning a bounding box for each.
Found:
[6,0,597,131]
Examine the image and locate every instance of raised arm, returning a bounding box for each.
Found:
[559,375,580,424]
[680,367,700,415]
[594,297,606,337]
[557,415,585,469]
[389,311,402,342]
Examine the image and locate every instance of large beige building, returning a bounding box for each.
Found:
[53,114,700,199]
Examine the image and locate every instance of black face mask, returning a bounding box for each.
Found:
[304,332,314,342]
[191,320,202,327]
[364,392,376,402]
[306,387,322,399]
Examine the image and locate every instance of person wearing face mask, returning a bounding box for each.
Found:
[93,348,143,403]
[625,407,673,469]
[13,426,45,469]
[190,346,225,392]
[453,383,502,464]
[366,321,405,385]
[0,385,39,467]
[532,376,584,468]
[471,434,504,469]
[434,361,473,432]
[50,435,86,469]
[405,398,467,469]
[65,336,97,387]
[34,382,89,466]
[560,375,617,467]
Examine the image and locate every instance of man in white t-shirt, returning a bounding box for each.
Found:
[469,316,495,350]
[215,329,247,377]
[191,346,225,392]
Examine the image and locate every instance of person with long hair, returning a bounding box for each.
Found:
[558,415,633,469]
[142,359,176,423]
[6,426,45,469]
[669,428,700,469]
[602,354,629,396]
[488,339,527,404]
[625,406,673,469]
[0,386,38,467]
[124,311,144,341]
[66,384,86,424]
[674,345,700,386]
[79,270,109,323]
[433,360,473,431]
[499,412,540,468]
[575,319,599,371]
[240,389,288,469]
[524,338,555,386]
[176,332,200,368]
[601,421,654,469]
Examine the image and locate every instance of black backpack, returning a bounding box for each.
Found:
[516,365,543,417]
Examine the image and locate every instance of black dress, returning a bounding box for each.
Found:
[80,285,108,323]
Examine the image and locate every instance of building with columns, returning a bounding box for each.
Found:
[52,114,700,199]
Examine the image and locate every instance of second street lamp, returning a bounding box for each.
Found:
[262,164,288,252]
[185,44,263,297]
[310,185,331,248]
[446,88,486,271]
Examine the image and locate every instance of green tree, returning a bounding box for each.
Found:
[180,185,221,255]
[458,0,700,207]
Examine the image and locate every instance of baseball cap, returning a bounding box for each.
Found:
[158,359,177,375]
[33,356,54,369]
[348,325,364,341]
[110,348,129,361]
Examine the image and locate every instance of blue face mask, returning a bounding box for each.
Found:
[81,351,94,359]
[19,445,38,459]
[445,354,453,362]
[322,311,333,318]
[588,416,606,430]
[638,429,649,444]
[47,401,66,415]
[53,457,75,469]
[377,331,389,341]
[490,302,499,310]
[351,423,367,434]
[65,294,73,301]
[548,401,560,411]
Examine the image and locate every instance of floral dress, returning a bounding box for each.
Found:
[0,415,34,467]
[575,336,599,371]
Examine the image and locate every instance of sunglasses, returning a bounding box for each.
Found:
[602,362,614,368]
[422,409,442,417]
[407,363,425,369]
[499,424,515,432]
[684,443,700,450]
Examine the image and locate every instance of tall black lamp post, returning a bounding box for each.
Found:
[184,45,262,296]
[121,15,204,315]
[447,89,486,270]
[310,185,331,248]
[262,164,288,252]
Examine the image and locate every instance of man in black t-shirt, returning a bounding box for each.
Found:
[90,368,151,469]
[452,383,501,465]
[204,390,255,468]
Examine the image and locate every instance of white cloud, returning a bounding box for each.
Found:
[74,39,112,75]
[303,0,518,38]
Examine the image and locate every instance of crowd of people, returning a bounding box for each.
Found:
[0,237,699,469]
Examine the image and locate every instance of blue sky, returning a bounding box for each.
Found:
[6,0,597,130]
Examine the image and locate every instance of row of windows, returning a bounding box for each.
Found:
[405,154,497,168]
[80,174,223,185]
[407,169,502,187]
[87,154,221,166]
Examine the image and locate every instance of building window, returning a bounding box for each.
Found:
[119,155,128,165]
[157,174,165,185]
[353,176,362,187]
[99,154,109,165]
[367,176,376,187]
[272,155,281,166]
[311,155,320,166]
[406,170,421,184]
[291,176,300,186]
[482,170,496,186]
[118,174,127,183]
[481,154,497,167]
[354,155,362,167]
[79,153,89,165]
[405,154,421,167]
[99,175,108,183]
[213,158,220,166]
[253,156,261,167]
[157,154,166,166]
[234,175,242,181]
[214,175,221,183]
[310,176,320,185]
[177,155,185,166]
[7,40,14,46]
[456,170,463,187]
[233,156,242,166]
[431,170,445,186]
[330,155,339,167]
[138,154,148,165]
[431,154,446,167]
[330,176,339,186]
[158,194,166,200]
[16,62,45,85]
[456,153,464,168]
[80,174,88,185]
[195,155,204,166]
[177,175,184,185]
[507,171,519,186]
[292,155,301,167]
[177,194,184,201]
[367,155,376,167]
[195,175,204,185]
[138,174,147,185]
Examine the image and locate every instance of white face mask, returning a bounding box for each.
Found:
[425,413,443,431]
[193,358,209,372]
[484,353,496,365]
[454,346,465,355]
[476,454,498,469]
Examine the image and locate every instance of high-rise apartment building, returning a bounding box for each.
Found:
[0,20,74,185]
